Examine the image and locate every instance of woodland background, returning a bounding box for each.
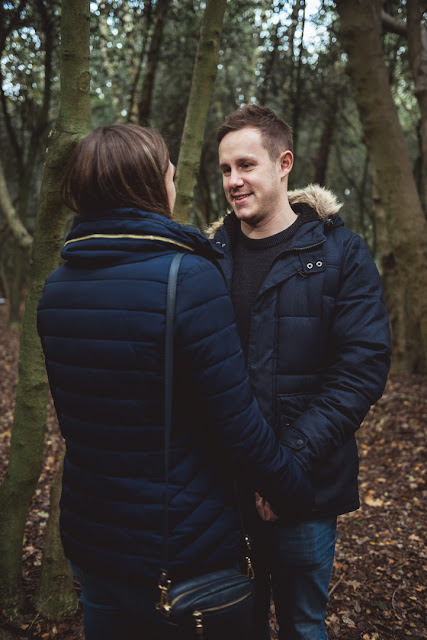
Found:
[0,0,426,638]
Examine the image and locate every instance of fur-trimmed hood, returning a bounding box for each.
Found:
[207,183,342,239]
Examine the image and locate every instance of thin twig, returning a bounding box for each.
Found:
[328,574,345,596]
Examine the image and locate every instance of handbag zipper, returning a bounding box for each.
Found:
[193,610,204,637]
[170,575,246,607]
[199,590,252,613]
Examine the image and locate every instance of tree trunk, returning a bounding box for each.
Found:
[138,0,171,126]
[313,83,338,186]
[335,0,427,369]
[4,0,54,328]
[174,0,227,224]
[372,167,421,372]
[2,185,28,326]
[407,0,427,210]
[256,1,283,105]
[128,1,152,123]
[0,163,33,250]
[34,452,78,618]
[291,0,305,158]
[7,248,26,329]
[0,0,91,617]
[99,4,123,122]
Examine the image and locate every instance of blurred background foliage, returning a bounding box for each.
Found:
[0,0,425,368]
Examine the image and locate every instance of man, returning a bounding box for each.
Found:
[210,104,391,640]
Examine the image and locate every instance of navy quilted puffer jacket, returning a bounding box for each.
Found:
[211,185,392,520]
[37,208,312,587]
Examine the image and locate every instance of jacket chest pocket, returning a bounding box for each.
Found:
[277,250,326,319]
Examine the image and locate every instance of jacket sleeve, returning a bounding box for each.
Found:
[174,256,313,515]
[284,233,392,472]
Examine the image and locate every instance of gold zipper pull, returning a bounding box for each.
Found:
[193,610,204,638]
[156,572,172,616]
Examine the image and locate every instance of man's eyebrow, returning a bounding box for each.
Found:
[219,155,256,168]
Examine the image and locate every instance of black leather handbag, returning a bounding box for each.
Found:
[155,253,256,639]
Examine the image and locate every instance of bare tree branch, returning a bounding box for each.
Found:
[381,9,407,36]
[0,162,33,250]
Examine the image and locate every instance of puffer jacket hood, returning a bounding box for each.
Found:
[62,207,222,265]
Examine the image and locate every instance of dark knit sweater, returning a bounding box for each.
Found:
[231,207,317,356]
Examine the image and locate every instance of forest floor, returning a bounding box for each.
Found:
[0,300,426,640]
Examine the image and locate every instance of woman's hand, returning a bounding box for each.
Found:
[255,492,279,522]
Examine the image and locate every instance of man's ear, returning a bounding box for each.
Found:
[279,150,293,178]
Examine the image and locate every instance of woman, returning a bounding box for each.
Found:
[37,124,312,639]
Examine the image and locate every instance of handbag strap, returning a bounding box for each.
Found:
[157,251,254,602]
[161,252,185,577]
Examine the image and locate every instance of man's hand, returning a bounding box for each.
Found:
[255,492,279,522]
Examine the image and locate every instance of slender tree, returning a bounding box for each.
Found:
[138,0,172,126]
[174,0,227,224]
[335,0,427,368]
[0,162,33,250]
[381,3,427,207]
[0,0,91,617]
[1,0,57,327]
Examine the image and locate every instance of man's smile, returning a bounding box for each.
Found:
[232,192,253,203]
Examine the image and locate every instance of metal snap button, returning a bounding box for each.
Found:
[295,439,304,446]
[307,263,313,269]
[316,261,323,267]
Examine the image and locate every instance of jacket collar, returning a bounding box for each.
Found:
[61,208,222,265]
[208,183,343,250]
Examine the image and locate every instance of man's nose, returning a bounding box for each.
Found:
[229,169,243,189]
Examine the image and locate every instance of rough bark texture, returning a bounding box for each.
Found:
[174,0,227,224]
[34,452,78,617]
[0,0,91,617]
[336,0,427,369]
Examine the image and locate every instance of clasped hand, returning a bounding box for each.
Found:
[255,492,279,522]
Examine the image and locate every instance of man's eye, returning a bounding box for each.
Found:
[242,163,251,169]
[222,168,230,176]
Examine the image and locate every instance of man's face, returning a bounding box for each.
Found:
[218,126,290,229]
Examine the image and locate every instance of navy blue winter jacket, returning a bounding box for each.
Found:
[211,185,392,520]
[37,208,312,587]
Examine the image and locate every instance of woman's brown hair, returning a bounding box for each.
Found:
[62,124,172,217]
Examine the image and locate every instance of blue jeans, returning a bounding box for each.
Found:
[69,563,187,640]
[251,517,337,640]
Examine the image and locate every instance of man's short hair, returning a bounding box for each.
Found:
[216,104,293,160]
